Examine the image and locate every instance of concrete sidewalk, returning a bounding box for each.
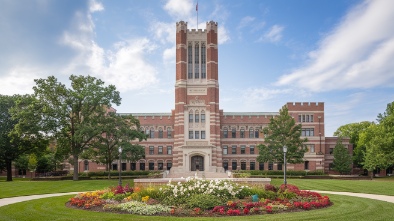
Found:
[0,192,80,207]
[311,190,394,204]
[1,190,394,208]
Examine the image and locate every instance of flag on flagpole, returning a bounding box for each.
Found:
[196,2,198,11]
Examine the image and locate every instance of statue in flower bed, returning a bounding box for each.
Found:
[67,177,332,216]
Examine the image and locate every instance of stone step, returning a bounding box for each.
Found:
[167,171,229,178]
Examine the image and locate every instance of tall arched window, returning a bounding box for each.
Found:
[249,128,254,138]
[194,42,199,78]
[167,127,172,138]
[189,110,194,123]
[201,111,205,123]
[188,43,193,79]
[201,43,206,79]
[195,110,199,123]
[223,128,228,138]
[150,127,155,138]
[158,127,163,138]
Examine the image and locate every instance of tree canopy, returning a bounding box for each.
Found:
[12,75,121,180]
[257,106,308,164]
[0,95,47,181]
[82,113,146,179]
[334,121,374,167]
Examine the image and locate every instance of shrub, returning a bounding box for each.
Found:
[106,201,171,215]
[185,194,223,210]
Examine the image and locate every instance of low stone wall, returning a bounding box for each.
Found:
[134,177,271,188]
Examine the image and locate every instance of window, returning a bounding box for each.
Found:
[277,163,282,171]
[304,161,309,170]
[195,131,200,139]
[310,115,314,122]
[112,164,118,170]
[145,128,150,137]
[188,43,193,79]
[232,128,236,138]
[299,114,314,122]
[201,43,206,79]
[329,148,334,155]
[149,146,154,155]
[232,161,237,170]
[201,131,205,139]
[189,131,194,139]
[268,162,273,170]
[130,163,136,171]
[167,146,172,155]
[194,43,199,78]
[158,162,163,170]
[139,162,145,171]
[201,112,205,123]
[223,146,228,155]
[167,162,172,170]
[223,128,228,138]
[250,162,255,170]
[241,145,246,154]
[149,162,154,170]
[223,162,228,171]
[240,129,245,138]
[122,163,126,171]
[195,112,199,123]
[301,128,314,136]
[259,162,265,170]
[249,128,254,138]
[84,160,89,171]
[158,128,163,138]
[307,144,315,153]
[158,146,163,154]
[167,127,172,138]
[241,162,246,170]
[250,145,255,154]
[189,113,193,123]
[150,128,154,138]
[298,115,302,122]
[232,145,237,154]
[255,129,259,138]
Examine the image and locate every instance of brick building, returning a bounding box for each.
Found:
[71,21,353,176]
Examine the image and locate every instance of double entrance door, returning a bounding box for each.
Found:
[191,156,204,171]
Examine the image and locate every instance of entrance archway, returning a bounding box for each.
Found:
[191,155,204,171]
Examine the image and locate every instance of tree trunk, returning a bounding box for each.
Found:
[73,154,79,181]
[6,160,13,181]
[107,163,111,179]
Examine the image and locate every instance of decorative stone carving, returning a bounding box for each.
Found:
[189,96,205,105]
[186,141,209,146]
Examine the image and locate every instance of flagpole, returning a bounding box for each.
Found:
[196,1,198,29]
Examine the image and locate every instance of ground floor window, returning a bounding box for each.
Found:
[223,162,228,171]
[259,162,264,170]
[232,161,237,170]
[149,162,154,170]
[112,164,118,171]
[241,162,246,170]
[122,163,126,171]
[130,163,136,171]
[268,162,273,170]
[167,162,172,170]
[140,162,145,171]
[250,162,255,170]
[304,161,309,170]
[158,162,163,170]
[277,163,282,171]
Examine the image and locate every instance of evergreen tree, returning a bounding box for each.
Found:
[332,138,353,174]
[257,106,308,164]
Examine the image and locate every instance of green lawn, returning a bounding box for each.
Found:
[0,179,131,198]
[0,194,392,221]
[270,178,394,196]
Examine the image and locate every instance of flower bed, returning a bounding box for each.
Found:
[67,177,331,216]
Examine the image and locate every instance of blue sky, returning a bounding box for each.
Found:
[1,0,394,136]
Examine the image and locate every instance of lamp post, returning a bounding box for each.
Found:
[283,145,287,187]
[118,146,122,186]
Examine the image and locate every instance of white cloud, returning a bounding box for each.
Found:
[218,25,230,44]
[277,0,394,91]
[89,0,104,13]
[0,67,41,95]
[237,16,255,29]
[259,24,284,43]
[164,0,194,20]
[61,2,158,92]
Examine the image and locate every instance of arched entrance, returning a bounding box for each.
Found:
[191,155,204,171]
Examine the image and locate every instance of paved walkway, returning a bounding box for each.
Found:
[1,190,394,207]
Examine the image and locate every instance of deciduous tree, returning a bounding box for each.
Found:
[332,138,353,174]
[12,75,121,180]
